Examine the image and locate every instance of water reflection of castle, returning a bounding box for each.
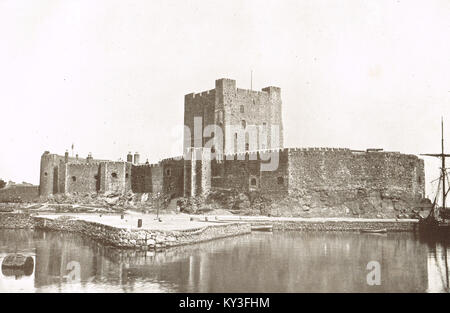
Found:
[426,243,450,292]
[2,230,450,292]
[24,232,450,292]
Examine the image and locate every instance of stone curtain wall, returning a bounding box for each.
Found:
[65,163,101,193]
[131,165,153,193]
[204,148,424,217]
[209,150,288,196]
[130,162,179,196]
[260,149,289,196]
[287,148,425,215]
[99,162,131,194]
[39,151,109,196]
[161,159,185,199]
[183,161,192,197]
[151,165,164,194]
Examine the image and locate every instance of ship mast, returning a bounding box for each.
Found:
[442,117,446,213]
[421,117,450,221]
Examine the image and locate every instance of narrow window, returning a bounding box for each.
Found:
[166,169,171,176]
[277,177,284,185]
[44,172,48,176]
[250,178,257,186]
[125,173,129,179]
[72,176,76,182]
[111,172,117,178]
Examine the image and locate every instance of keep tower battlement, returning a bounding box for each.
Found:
[183,78,283,155]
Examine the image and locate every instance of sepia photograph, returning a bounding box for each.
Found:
[0,0,450,302]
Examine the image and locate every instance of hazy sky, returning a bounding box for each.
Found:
[1,0,449,197]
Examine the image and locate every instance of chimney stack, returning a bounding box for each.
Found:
[127,152,133,163]
[133,152,140,165]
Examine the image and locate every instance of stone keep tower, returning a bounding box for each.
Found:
[183,78,283,155]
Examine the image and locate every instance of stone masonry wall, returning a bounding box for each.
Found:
[286,148,425,217]
[65,163,101,193]
[161,158,185,199]
[99,162,131,194]
[39,151,106,196]
[32,216,251,250]
[0,213,35,228]
[184,89,216,151]
[131,164,153,193]
[183,79,283,157]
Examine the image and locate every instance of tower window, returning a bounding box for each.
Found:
[111,172,117,178]
[240,105,244,113]
[277,177,284,185]
[72,176,76,182]
[44,172,48,176]
[125,173,129,179]
[166,169,171,176]
[250,178,257,186]
[94,175,99,180]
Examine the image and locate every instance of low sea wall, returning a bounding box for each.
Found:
[0,213,251,250]
[0,213,35,229]
[0,213,418,251]
[271,219,417,232]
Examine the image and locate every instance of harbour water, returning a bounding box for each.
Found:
[0,229,448,293]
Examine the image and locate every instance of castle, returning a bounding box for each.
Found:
[39,78,425,214]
